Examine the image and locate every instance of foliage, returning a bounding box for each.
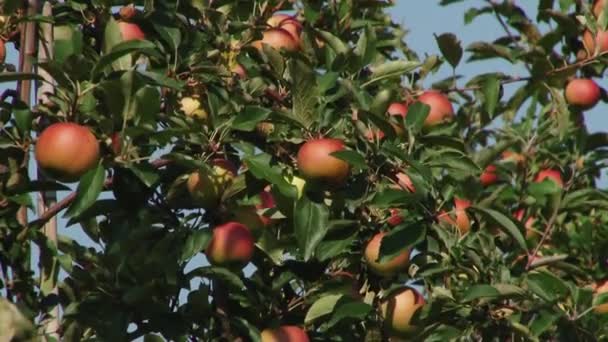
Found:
[0,0,607,340]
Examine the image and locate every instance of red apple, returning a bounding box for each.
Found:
[253,28,299,52]
[232,63,247,79]
[297,138,350,184]
[35,123,100,183]
[594,0,606,17]
[395,172,416,192]
[534,169,563,188]
[583,29,608,54]
[501,151,525,165]
[267,14,302,46]
[387,208,404,227]
[565,78,601,110]
[364,129,385,142]
[119,5,137,20]
[206,222,254,266]
[364,232,410,276]
[380,287,425,336]
[437,198,471,234]
[514,209,538,239]
[387,102,408,117]
[480,165,498,186]
[593,280,608,314]
[406,91,454,126]
[187,159,238,209]
[111,132,122,155]
[118,21,145,41]
[261,326,309,342]
[0,39,5,64]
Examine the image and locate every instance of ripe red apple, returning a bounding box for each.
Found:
[437,198,471,234]
[111,132,122,155]
[364,232,410,276]
[206,222,254,266]
[119,5,137,20]
[387,209,404,227]
[565,78,601,110]
[0,39,5,64]
[233,189,276,230]
[593,280,608,314]
[534,169,563,188]
[232,63,247,79]
[514,209,538,239]
[406,91,454,126]
[380,287,425,336]
[261,326,309,342]
[297,138,350,184]
[480,165,498,186]
[387,102,408,117]
[501,151,525,165]
[395,172,416,192]
[35,123,100,183]
[583,29,608,54]
[594,0,606,17]
[253,28,299,52]
[267,14,302,46]
[187,159,238,209]
[118,21,145,41]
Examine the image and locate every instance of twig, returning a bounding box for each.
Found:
[525,195,563,270]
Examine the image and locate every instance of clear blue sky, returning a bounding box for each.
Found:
[4,1,607,282]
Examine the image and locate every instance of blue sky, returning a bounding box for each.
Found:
[4,1,607,288]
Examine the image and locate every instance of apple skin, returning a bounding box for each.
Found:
[501,151,525,165]
[583,29,608,54]
[0,40,5,64]
[480,165,498,186]
[514,209,537,239]
[594,0,606,17]
[233,189,276,230]
[267,14,302,46]
[534,169,563,188]
[232,63,247,79]
[254,28,299,52]
[593,280,608,314]
[187,159,237,209]
[118,21,145,41]
[364,232,410,276]
[260,326,309,342]
[396,172,416,192]
[35,123,100,183]
[380,287,425,336]
[119,5,137,20]
[297,138,350,184]
[565,78,601,110]
[205,222,254,266]
[406,91,454,126]
[387,102,408,117]
[437,198,471,234]
[387,208,404,227]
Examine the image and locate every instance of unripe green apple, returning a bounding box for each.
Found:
[260,325,309,342]
[206,222,254,266]
[35,123,100,183]
[187,159,237,209]
[297,138,350,185]
[380,287,425,336]
[364,232,410,276]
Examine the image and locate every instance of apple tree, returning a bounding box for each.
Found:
[1,0,608,340]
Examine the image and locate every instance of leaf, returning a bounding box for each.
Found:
[471,206,527,250]
[434,33,463,68]
[289,59,319,129]
[331,150,368,170]
[232,106,272,131]
[461,284,501,302]
[378,224,426,263]
[93,38,156,77]
[526,271,569,302]
[305,294,343,324]
[64,163,106,219]
[366,60,420,87]
[243,153,297,198]
[327,300,373,328]
[316,30,349,55]
[405,102,430,132]
[482,75,501,117]
[294,197,330,261]
[180,230,212,262]
[187,266,245,290]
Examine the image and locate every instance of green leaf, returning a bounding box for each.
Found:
[434,33,463,68]
[461,284,501,302]
[289,59,319,129]
[64,163,106,219]
[526,271,569,302]
[471,206,527,250]
[365,60,420,87]
[331,150,367,170]
[482,75,501,117]
[305,294,343,324]
[379,223,426,263]
[187,266,245,290]
[180,230,212,262]
[232,106,272,131]
[327,300,373,328]
[405,102,430,132]
[294,197,330,261]
[243,153,297,198]
[316,30,349,55]
[94,37,156,77]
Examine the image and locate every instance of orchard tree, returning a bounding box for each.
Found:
[1,0,608,341]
